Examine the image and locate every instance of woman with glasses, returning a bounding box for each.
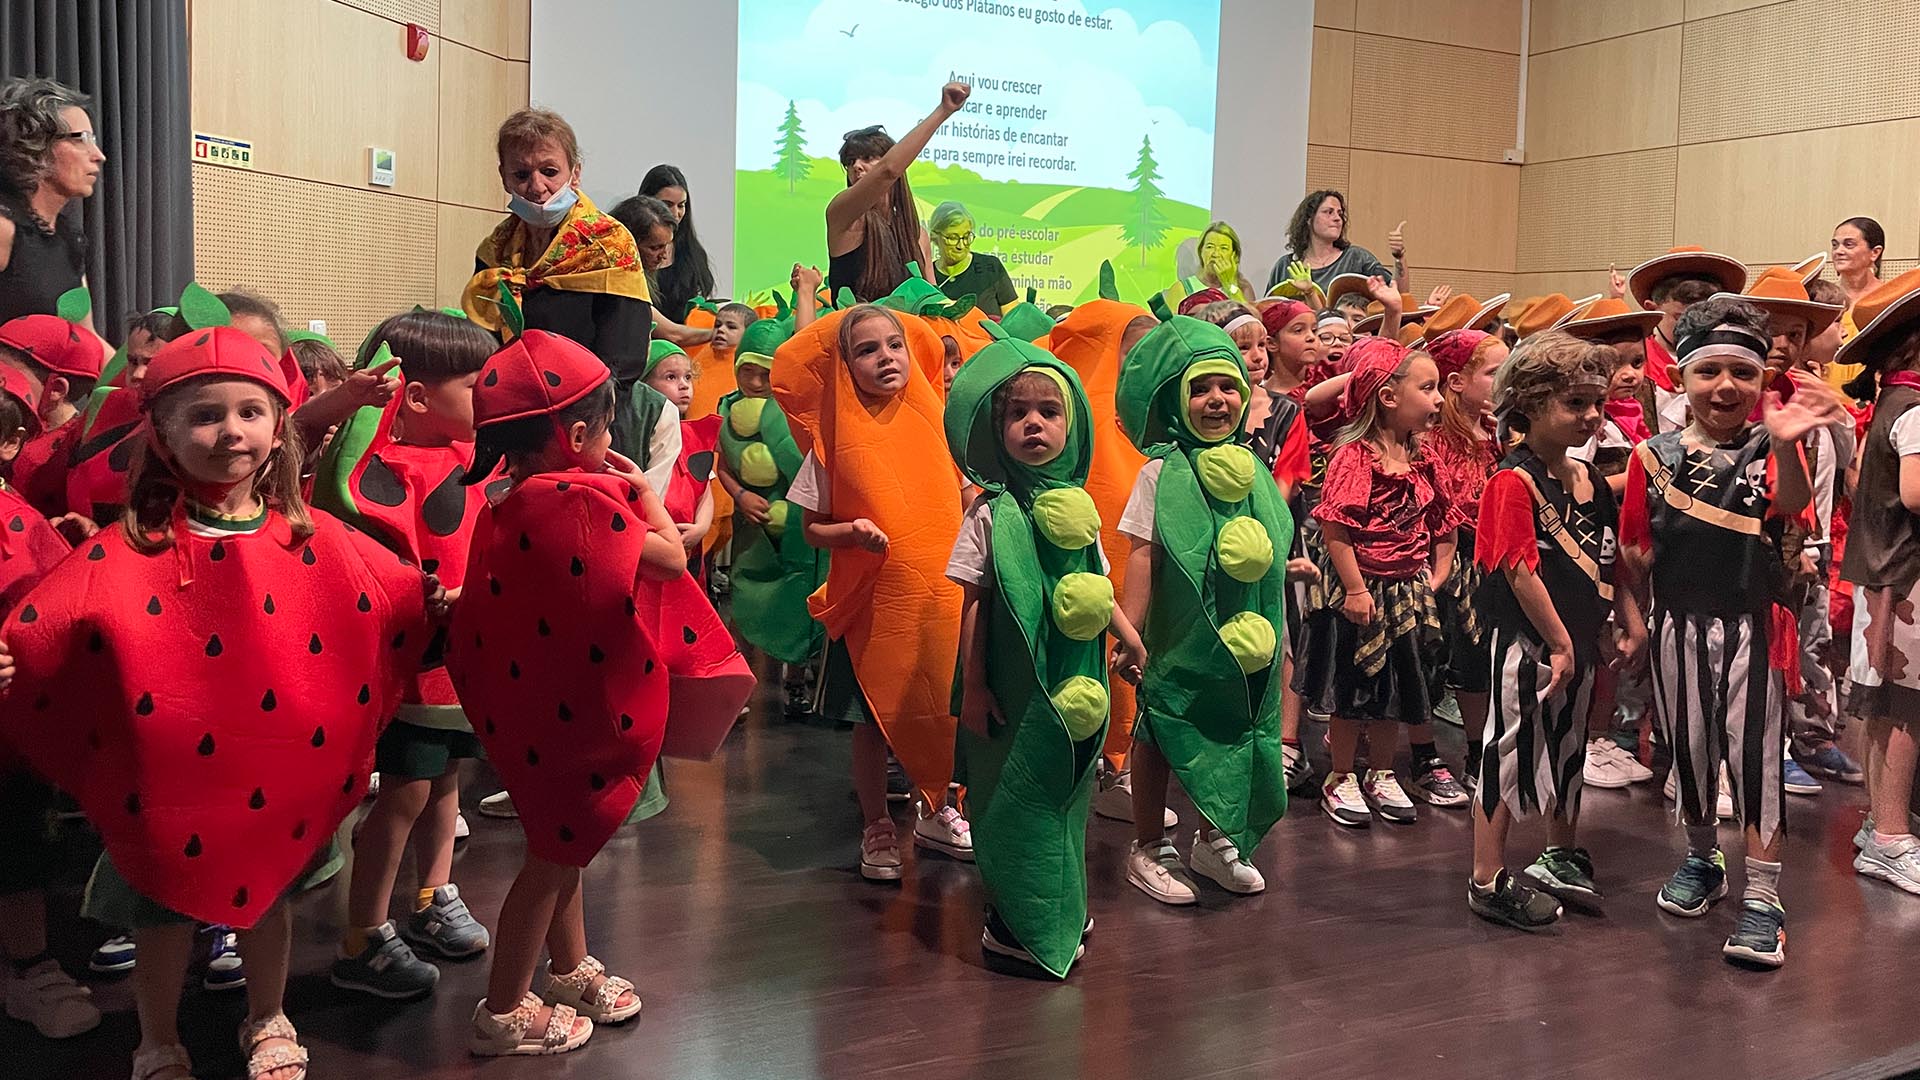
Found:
[827,81,970,302]
[928,201,1017,318]
[0,77,105,326]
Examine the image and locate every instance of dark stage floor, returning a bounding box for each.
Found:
[10,675,1920,1080]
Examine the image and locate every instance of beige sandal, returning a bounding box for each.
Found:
[470,992,593,1056]
[540,954,642,1024]
[239,1013,308,1080]
[131,1044,196,1080]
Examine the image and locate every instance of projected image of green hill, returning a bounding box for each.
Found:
[733,156,1210,308]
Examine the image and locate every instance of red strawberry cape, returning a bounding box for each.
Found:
[13,415,81,517]
[0,487,71,773]
[0,510,427,927]
[664,415,720,527]
[446,471,750,865]
[65,387,144,521]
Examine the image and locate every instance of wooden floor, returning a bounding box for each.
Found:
[12,669,1920,1080]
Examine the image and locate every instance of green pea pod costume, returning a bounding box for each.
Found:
[1113,316,1293,858]
[998,287,1057,343]
[718,318,826,663]
[943,327,1109,978]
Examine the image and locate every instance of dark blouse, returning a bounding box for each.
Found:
[0,202,85,324]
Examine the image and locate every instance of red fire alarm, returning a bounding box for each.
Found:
[406,23,430,62]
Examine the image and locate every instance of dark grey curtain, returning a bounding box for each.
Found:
[2,0,191,342]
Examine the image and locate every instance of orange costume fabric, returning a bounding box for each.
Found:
[1037,287,1152,772]
[687,341,737,554]
[772,307,961,808]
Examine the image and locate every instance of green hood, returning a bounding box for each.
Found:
[1114,316,1250,453]
[997,287,1057,342]
[735,315,792,371]
[645,338,686,380]
[878,263,976,320]
[943,328,1091,501]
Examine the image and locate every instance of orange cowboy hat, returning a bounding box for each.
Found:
[1396,321,1428,347]
[1628,246,1748,306]
[1835,267,1920,366]
[1323,273,1375,311]
[1789,253,1827,286]
[1711,264,1843,337]
[1353,297,1437,336]
[1556,295,1663,341]
[1419,292,1511,340]
[1513,293,1598,339]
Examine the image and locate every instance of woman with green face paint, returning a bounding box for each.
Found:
[1112,316,1295,905]
[945,328,1146,975]
[929,202,1017,320]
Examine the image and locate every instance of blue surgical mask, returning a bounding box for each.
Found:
[507,185,578,228]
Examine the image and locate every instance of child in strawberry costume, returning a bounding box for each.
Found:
[641,340,720,564]
[310,309,500,1001]
[447,328,751,1057]
[0,326,440,1080]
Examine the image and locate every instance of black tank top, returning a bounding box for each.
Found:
[0,203,85,324]
[827,245,865,303]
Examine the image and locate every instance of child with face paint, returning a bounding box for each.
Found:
[1295,338,1457,829]
[1616,298,1847,969]
[0,326,441,1080]
[1113,316,1295,904]
[776,304,971,880]
[944,329,1145,974]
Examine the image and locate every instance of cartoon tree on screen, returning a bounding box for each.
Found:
[775,100,811,194]
[1123,135,1168,267]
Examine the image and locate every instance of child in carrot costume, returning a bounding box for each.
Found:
[945,325,1146,975]
[1114,315,1295,905]
[1036,261,1167,824]
[774,303,971,880]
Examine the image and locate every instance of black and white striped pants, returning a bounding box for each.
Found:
[1477,626,1595,822]
[1649,607,1784,844]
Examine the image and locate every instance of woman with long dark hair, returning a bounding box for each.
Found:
[827,81,970,302]
[639,164,715,324]
[1830,215,1889,389]
[1265,190,1391,295]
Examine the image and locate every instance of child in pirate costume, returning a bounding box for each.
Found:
[1626,247,1749,435]
[944,327,1145,974]
[1114,316,1294,904]
[718,312,828,712]
[1617,298,1848,969]
[1468,331,1619,928]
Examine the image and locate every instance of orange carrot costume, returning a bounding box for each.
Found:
[1036,262,1152,772]
[772,306,962,808]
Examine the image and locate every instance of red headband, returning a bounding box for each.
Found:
[1259,299,1313,338]
[1337,337,1408,421]
[1177,288,1229,316]
[1426,329,1489,380]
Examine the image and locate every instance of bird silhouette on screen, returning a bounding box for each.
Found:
[842,23,859,37]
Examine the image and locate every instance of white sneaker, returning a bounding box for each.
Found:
[1091,770,1177,827]
[3,959,101,1038]
[1662,764,1734,820]
[1610,741,1654,784]
[477,791,517,819]
[1322,771,1372,828]
[454,813,470,840]
[1362,769,1417,824]
[860,820,903,881]
[1187,828,1265,894]
[1126,838,1197,905]
[913,805,975,861]
[1856,833,1920,895]
[1855,815,1875,852]
[1584,739,1633,790]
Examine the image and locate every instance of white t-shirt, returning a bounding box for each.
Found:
[1117,458,1166,543]
[645,406,680,495]
[946,495,1110,587]
[1890,406,1920,456]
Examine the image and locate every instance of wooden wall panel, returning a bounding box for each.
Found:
[192,0,441,199]
[1673,120,1920,265]
[440,0,530,59]
[1316,0,1357,30]
[1679,0,1920,144]
[1517,149,1676,272]
[1306,145,1351,194]
[1355,0,1523,53]
[1525,28,1680,161]
[335,0,438,29]
[1346,150,1519,271]
[1414,268,1517,303]
[1683,0,1788,18]
[437,204,505,310]
[437,43,530,211]
[1529,0,1681,52]
[193,168,437,352]
[1511,270,1618,303]
[1348,36,1518,161]
[1308,29,1354,147]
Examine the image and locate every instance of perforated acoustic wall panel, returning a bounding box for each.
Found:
[193,167,437,352]
[1348,36,1520,162]
[1518,149,1677,273]
[1306,146,1352,195]
[336,0,438,31]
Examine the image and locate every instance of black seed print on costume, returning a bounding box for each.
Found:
[484,717,496,735]
[263,594,275,614]
[589,644,605,663]
[543,370,563,387]
[357,593,371,612]
[537,617,551,636]
[489,577,501,596]
[558,703,572,722]
[359,454,407,507]
[248,787,266,810]
[209,540,226,562]
[570,556,585,576]
[184,833,202,857]
[526,747,540,766]
[18,605,35,623]
[589,773,606,790]
[260,690,277,711]
[125,793,140,814]
[519,533,531,551]
[108,436,135,473]
[686,450,716,483]
[310,726,326,747]
[86,728,100,749]
[611,514,627,532]
[86,543,105,560]
[556,481,571,492]
[232,887,248,908]
[302,546,317,566]
[357,684,371,705]
[484,369,499,386]
[421,469,467,535]
[193,332,210,346]
[391,631,407,650]
[683,626,697,644]
[197,733,215,755]
[474,632,483,649]
[147,596,162,615]
[205,635,222,657]
[509,661,521,679]
[6,516,20,532]
[558,825,574,843]
[136,692,154,716]
[626,486,639,502]
[619,713,634,730]
[644,659,655,675]
[292,820,306,840]
[309,633,323,654]
[624,597,637,618]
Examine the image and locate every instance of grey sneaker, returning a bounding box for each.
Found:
[330,922,440,1000]
[1854,833,1920,896]
[403,883,491,959]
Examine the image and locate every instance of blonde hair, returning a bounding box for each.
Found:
[1332,349,1425,451]
[123,379,313,554]
[1492,330,1615,436]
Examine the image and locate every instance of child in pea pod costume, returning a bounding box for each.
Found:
[945,327,1146,976]
[718,315,827,702]
[1114,315,1294,904]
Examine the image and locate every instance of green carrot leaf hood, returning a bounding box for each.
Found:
[734,315,791,372]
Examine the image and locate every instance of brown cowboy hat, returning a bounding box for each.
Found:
[1513,293,1598,339]
[1711,265,1842,337]
[1628,246,1748,306]
[1353,298,1437,336]
[1323,273,1375,311]
[1420,292,1511,339]
[1835,267,1920,366]
[1789,253,1827,287]
[1555,296,1663,341]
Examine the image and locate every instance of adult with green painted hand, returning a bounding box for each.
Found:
[944,323,1145,977]
[1113,315,1294,906]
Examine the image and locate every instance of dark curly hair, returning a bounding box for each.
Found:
[0,77,91,206]
[1286,190,1348,259]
